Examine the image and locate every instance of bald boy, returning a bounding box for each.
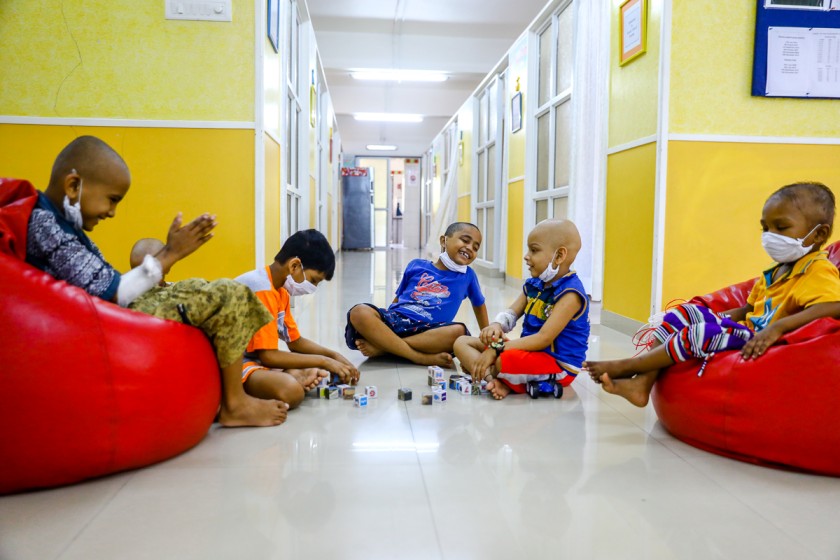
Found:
[453,219,591,400]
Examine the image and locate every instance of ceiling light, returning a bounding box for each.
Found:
[350,69,447,82]
[366,144,398,151]
[354,113,423,123]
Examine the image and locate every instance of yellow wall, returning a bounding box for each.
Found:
[457,196,472,223]
[662,141,840,304]
[310,176,317,227]
[608,0,661,148]
[603,143,656,322]
[0,0,254,121]
[264,135,282,264]
[0,124,255,280]
[506,180,525,280]
[669,2,840,137]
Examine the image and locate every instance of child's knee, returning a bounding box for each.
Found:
[453,334,472,353]
[348,304,372,325]
[280,381,305,409]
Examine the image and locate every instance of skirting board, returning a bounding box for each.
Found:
[600,309,644,337]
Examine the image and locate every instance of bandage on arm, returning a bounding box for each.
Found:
[493,309,518,333]
[117,254,163,307]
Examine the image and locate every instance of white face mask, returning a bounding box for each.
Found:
[63,174,84,230]
[439,250,467,273]
[761,224,822,264]
[284,269,318,296]
[538,258,560,283]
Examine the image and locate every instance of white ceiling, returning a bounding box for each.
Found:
[306,0,550,158]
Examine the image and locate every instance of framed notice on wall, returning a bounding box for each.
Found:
[267,0,280,53]
[619,0,647,66]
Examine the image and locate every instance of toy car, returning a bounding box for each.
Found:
[526,376,563,399]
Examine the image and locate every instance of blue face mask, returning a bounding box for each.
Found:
[63,173,84,230]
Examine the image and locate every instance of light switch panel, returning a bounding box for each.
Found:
[165,0,232,22]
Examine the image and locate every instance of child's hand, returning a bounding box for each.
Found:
[740,325,782,360]
[324,357,360,385]
[471,348,498,383]
[479,323,505,346]
[165,212,217,262]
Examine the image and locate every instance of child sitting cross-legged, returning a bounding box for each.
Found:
[454,219,591,400]
[345,221,489,367]
[583,181,840,407]
[235,229,360,410]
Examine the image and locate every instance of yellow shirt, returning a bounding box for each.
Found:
[746,251,840,331]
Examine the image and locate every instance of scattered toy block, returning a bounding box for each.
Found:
[421,393,433,405]
[448,374,463,390]
[398,388,413,401]
[432,387,447,403]
[354,394,368,407]
[342,387,356,399]
[327,386,339,400]
[365,385,378,398]
[459,381,472,395]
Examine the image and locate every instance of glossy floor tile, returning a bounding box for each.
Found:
[2,249,839,560]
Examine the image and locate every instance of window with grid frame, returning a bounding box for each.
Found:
[473,74,504,265]
[284,0,302,237]
[533,2,574,226]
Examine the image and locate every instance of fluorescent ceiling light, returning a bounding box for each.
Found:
[351,69,447,82]
[354,113,423,123]
[366,144,398,151]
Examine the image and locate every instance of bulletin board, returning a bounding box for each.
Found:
[752,0,840,98]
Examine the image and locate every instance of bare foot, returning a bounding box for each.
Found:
[416,352,454,368]
[287,367,328,391]
[600,373,650,407]
[486,379,511,400]
[355,339,385,358]
[583,359,638,383]
[218,396,290,427]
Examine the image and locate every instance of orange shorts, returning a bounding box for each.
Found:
[497,349,576,393]
[241,360,268,383]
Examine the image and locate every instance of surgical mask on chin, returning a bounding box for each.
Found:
[439,250,467,273]
[284,271,318,296]
[63,177,84,230]
[762,224,821,263]
[538,258,560,283]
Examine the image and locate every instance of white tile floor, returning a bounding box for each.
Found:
[2,249,840,560]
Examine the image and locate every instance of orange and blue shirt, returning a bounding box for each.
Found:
[521,271,590,374]
[746,251,840,332]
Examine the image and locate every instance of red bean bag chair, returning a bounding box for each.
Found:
[0,179,221,494]
[651,241,840,476]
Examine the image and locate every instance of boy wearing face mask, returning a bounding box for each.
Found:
[584,182,840,408]
[454,219,590,400]
[345,222,489,367]
[236,229,360,408]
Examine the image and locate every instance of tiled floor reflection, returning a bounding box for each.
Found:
[2,249,839,560]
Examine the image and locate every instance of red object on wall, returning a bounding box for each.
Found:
[651,241,840,476]
[0,179,220,494]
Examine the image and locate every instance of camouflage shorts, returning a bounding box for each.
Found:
[129,278,272,368]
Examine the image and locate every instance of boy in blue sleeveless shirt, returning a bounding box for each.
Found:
[454,219,590,399]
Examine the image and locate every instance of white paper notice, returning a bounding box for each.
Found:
[766,26,840,97]
[622,2,642,56]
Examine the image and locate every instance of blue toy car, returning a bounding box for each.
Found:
[526,376,563,399]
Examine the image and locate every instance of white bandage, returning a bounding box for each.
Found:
[493,309,518,333]
[117,254,163,307]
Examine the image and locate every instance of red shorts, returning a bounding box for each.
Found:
[497,349,576,393]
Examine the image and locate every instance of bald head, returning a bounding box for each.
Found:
[48,136,130,191]
[130,238,165,269]
[531,219,582,264]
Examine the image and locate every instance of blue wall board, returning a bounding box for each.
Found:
[752,0,840,97]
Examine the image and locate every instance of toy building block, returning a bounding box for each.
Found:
[428,365,445,379]
[337,384,351,397]
[318,377,330,388]
[470,383,482,396]
[318,386,330,399]
[342,387,356,399]
[421,393,433,405]
[398,388,413,401]
[480,380,489,394]
[329,372,342,384]
[354,394,368,407]
[327,386,339,400]
[365,385,378,398]
[432,387,447,403]
[459,381,472,395]
[448,374,463,390]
